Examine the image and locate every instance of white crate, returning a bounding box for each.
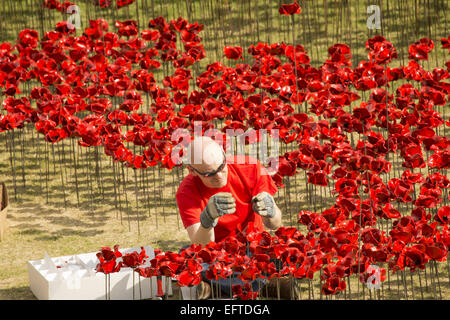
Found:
[27,246,173,300]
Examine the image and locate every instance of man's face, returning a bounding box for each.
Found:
[188,151,228,189]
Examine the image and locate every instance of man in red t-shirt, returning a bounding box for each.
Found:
[175,137,290,299]
[176,136,282,246]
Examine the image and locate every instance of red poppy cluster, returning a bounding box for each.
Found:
[43,0,76,12]
[279,1,302,16]
[0,14,448,173]
[96,209,448,299]
[43,0,136,11]
[96,245,148,272]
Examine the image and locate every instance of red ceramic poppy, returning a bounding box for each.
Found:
[279,1,301,15]
[409,38,434,60]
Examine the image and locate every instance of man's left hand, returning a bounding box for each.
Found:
[252,192,275,218]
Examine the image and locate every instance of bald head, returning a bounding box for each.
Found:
[187,136,224,166]
[184,136,228,188]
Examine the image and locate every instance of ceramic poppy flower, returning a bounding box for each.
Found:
[434,206,450,225]
[94,0,113,8]
[55,21,76,35]
[223,46,243,60]
[425,244,447,261]
[321,275,346,295]
[307,170,328,187]
[95,245,123,274]
[441,36,450,52]
[122,247,148,268]
[177,269,202,287]
[366,35,397,64]
[397,246,428,271]
[408,38,434,60]
[232,282,259,300]
[327,43,352,66]
[116,0,136,8]
[43,0,63,11]
[279,1,301,15]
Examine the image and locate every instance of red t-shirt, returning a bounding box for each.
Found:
[176,155,278,243]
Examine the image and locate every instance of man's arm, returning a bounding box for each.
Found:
[186,222,215,245]
[252,191,282,230]
[261,202,282,230]
[185,192,236,245]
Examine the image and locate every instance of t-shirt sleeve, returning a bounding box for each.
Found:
[176,181,204,229]
[252,159,279,197]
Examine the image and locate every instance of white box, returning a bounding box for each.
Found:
[180,285,198,300]
[27,246,173,300]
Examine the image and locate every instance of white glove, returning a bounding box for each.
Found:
[200,192,236,228]
[252,192,276,218]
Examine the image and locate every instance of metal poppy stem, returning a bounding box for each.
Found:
[417,269,424,299]
[319,270,323,300]
[424,265,430,293]
[7,131,16,201]
[54,143,66,209]
[276,277,280,300]
[20,130,25,190]
[447,255,450,287]
[45,139,50,204]
[165,276,169,300]
[132,268,135,300]
[98,147,105,200]
[144,168,152,219]
[133,169,141,236]
[112,158,119,220]
[402,269,408,300]
[428,264,437,299]
[433,261,442,300]
[362,276,365,300]
[230,276,233,300]
[307,276,311,299]
[116,162,124,225]
[36,131,43,194]
[215,279,219,299]
[121,164,131,231]
[61,142,68,208]
[289,275,293,300]
[139,272,142,300]
[347,276,351,300]
[153,167,158,228]
[87,148,95,216]
[150,276,153,299]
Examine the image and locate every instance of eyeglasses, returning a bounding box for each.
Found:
[188,151,226,177]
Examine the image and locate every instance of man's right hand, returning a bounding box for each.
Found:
[200,192,236,229]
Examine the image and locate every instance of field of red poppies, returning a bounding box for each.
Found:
[0,0,449,300]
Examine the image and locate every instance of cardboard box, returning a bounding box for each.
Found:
[0,182,8,241]
[27,246,174,300]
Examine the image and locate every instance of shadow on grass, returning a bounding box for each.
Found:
[0,286,36,300]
